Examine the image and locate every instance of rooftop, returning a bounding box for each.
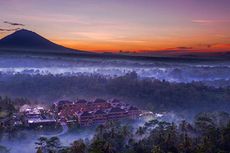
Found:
[94,110,106,115]
[110,107,125,113]
[57,100,73,105]
[77,99,87,103]
[80,111,93,117]
[94,98,106,103]
[111,99,120,103]
[129,106,139,111]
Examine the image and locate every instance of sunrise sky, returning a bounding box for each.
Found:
[0,0,230,52]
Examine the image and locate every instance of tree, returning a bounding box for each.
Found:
[89,139,105,153]
[0,145,10,153]
[152,145,163,153]
[96,124,105,140]
[121,125,132,138]
[136,127,145,136]
[35,136,62,153]
[103,141,114,153]
[70,139,86,153]
[195,113,216,133]
[36,147,43,153]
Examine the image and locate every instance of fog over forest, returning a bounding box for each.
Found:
[1,55,230,112]
[0,55,230,153]
[1,55,230,84]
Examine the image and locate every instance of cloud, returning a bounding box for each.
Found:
[0,28,21,32]
[197,44,214,48]
[192,19,230,24]
[161,46,193,52]
[212,43,230,48]
[197,43,230,50]
[3,21,25,26]
[176,46,193,50]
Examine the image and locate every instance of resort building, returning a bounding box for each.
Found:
[93,98,111,109]
[78,111,94,126]
[55,100,73,112]
[128,106,140,119]
[93,110,108,124]
[108,107,128,120]
[53,98,142,126]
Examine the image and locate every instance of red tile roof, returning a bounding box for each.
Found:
[94,98,106,103]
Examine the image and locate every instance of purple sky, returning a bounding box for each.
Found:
[0,0,230,52]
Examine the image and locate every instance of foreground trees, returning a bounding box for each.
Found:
[35,112,230,153]
[0,145,10,153]
[35,137,62,153]
[70,139,86,153]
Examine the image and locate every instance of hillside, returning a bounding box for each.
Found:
[0,29,86,54]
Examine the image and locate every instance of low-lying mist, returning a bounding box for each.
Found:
[1,127,95,153]
[1,55,230,84]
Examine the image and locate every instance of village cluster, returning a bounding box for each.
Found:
[17,98,149,128]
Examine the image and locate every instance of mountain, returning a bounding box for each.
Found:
[0,29,229,61]
[0,29,86,54]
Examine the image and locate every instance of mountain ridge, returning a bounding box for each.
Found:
[0,29,86,54]
[0,29,229,61]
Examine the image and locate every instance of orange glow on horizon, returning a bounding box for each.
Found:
[0,31,230,53]
[0,0,229,53]
[51,38,230,53]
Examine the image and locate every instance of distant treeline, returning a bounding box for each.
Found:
[0,72,230,112]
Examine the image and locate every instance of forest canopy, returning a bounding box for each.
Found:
[0,72,229,113]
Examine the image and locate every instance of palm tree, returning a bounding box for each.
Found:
[152,145,163,153]
[136,127,145,136]
[89,139,105,153]
[121,125,131,138]
[96,124,105,140]
[103,141,114,153]
[36,147,43,153]
[70,139,86,153]
[0,145,10,153]
[180,120,187,133]
[35,136,62,153]
[47,137,62,152]
[195,113,215,133]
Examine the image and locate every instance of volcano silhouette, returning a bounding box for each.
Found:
[0,29,86,54]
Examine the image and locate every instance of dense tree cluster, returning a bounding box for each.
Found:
[0,72,230,112]
[0,145,10,153]
[35,112,230,153]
